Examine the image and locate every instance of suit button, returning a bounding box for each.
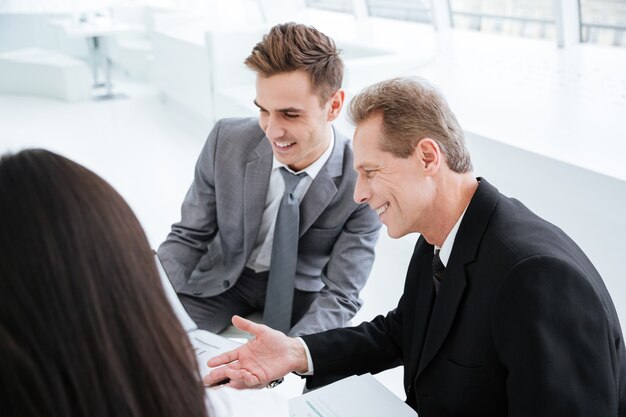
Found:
[223,280,230,289]
[192,290,202,296]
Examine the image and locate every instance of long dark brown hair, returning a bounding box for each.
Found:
[0,149,209,417]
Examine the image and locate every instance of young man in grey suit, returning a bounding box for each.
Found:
[158,23,381,337]
[205,77,626,416]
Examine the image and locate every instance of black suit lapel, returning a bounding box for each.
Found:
[416,254,468,378]
[407,242,437,383]
[415,178,501,380]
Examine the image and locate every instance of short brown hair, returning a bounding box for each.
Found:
[349,77,472,173]
[244,22,343,103]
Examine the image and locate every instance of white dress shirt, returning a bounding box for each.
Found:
[246,129,335,272]
[434,206,467,267]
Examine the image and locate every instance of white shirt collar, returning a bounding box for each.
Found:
[435,205,469,267]
[271,127,335,179]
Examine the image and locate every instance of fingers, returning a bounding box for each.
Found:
[238,369,264,388]
[207,348,239,368]
[231,315,263,335]
[204,365,264,389]
[203,364,238,386]
[222,367,262,387]
[224,379,252,389]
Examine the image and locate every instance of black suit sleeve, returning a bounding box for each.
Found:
[492,255,623,417]
[302,295,405,382]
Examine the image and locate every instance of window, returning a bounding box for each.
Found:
[449,0,557,40]
[365,0,432,23]
[580,0,626,47]
[306,0,432,22]
[305,0,354,13]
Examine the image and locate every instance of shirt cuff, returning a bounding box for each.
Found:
[295,337,314,376]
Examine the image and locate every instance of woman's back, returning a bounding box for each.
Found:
[0,149,209,417]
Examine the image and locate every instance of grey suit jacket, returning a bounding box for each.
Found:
[158,117,381,336]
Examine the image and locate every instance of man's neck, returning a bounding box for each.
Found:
[287,126,333,173]
[424,174,478,247]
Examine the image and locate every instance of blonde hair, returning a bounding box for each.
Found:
[349,77,472,173]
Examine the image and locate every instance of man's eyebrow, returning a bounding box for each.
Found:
[356,158,384,171]
[252,100,303,114]
[278,107,303,113]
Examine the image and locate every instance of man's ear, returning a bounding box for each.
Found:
[326,89,345,122]
[415,138,442,174]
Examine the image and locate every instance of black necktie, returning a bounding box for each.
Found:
[432,249,445,295]
[263,168,306,333]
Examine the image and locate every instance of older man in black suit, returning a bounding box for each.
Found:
[205,77,626,417]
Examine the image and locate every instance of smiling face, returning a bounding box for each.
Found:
[255,71,343,172]
[353,114,437,239]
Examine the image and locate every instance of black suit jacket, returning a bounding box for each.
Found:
[303,179,626,416]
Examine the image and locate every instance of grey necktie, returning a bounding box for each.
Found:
[432,249,445,295]
[263,167,306,333]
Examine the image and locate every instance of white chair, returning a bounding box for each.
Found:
[151,14,215,122]
[207,26,267,121]
[108,5,171,81]
[0,47,91,101]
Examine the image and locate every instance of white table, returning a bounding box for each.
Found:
[48,18,141,99]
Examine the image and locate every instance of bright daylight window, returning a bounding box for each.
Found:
[307,0,432,22]
[449,0,557,40]
[306,0,354,13]
[365,0,432,23]
[580,0,626,47]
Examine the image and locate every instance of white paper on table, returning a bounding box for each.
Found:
[154,252,201,332]
[154,252,240,376]
[288,373,417,417]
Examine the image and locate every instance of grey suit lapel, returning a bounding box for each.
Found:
[243,137,273,258]
[299,129,344,236]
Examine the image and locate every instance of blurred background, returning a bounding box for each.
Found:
[1,0,625,399]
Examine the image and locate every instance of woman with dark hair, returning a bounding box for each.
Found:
[0,149,288,417]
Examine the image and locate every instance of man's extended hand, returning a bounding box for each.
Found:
[204,315,309,389]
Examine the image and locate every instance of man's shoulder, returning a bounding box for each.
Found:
[330,128,356,175]
[214,117,264,138]
[333,128,352,151]
[483,192,584,266]
[206,117,267,157]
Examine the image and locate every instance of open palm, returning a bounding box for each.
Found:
[204,316,305,389]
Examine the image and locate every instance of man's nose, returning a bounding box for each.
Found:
[353,175,370,204]
[265,115,286,140]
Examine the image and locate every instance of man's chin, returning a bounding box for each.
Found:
[274,151,302,170]
[385,225,407,240]
[273,155,293,167]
